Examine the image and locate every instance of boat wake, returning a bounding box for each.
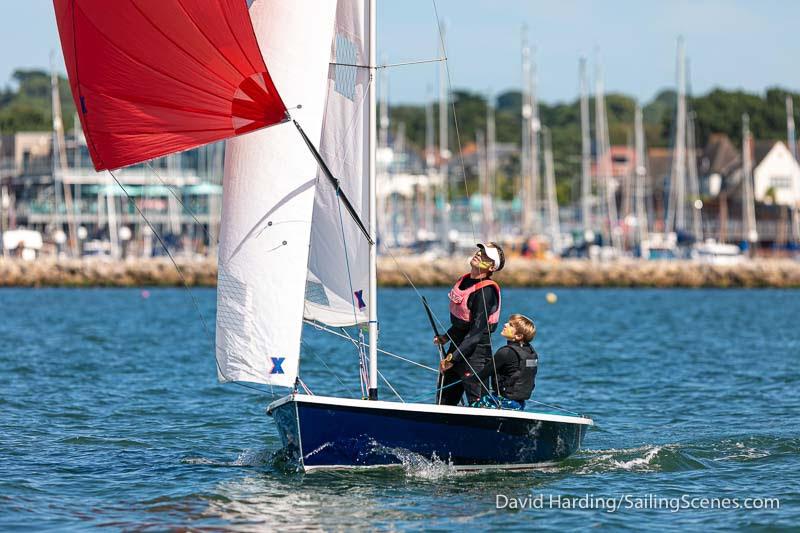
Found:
[565,434,799,474]
[369,443,460,480]
[180,448,273,468]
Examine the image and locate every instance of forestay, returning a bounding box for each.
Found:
[53,0,286,171]
[215,0,337,387]
[304,0,372,327]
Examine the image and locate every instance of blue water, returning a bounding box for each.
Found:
[1,287,798,530]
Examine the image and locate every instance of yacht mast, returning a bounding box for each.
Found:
[666,37,687,234]
[378,60,393,246]
[476,129,487,239]
[579,58,592,240]
[520,28,532,235]
[367,0,378,400]
[425,90,436,235]
[486,91,496,238]
[634,104,649,246]
[742,113,758,249]
[543,127,560,252]
[594,61,619,249]
[687,110,703,242]
[529,46,541,235]
[50,56,78,256]
[787,95,800,243]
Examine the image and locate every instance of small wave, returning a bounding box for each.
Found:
[610,445,663,470]
[232,448,271,466]
[568,434,798,475]
[61,435,151,448]
[568,444,703,474]
[181,448,272,468]
[180,456,220,466]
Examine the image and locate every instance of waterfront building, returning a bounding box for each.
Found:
[751,140,800,207]
[0,131,223,258]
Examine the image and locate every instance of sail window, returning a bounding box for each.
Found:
[305,280,331,307]
[217,271,254,350]
[334,33,358,101]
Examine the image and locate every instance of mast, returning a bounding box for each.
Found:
[742,113,758,249]
[529,46,541,235]
[379,60,393,246]
[367,0,378,400]
[106,179,120,258]
[594,61,619,249]
[787,95,800,243]
[51,55,78,256]
[486,91,496,239]
[621,129,634,225]
[543,127,560,252]
[476,129,487,239]
[520,28,532,235]
[634,103,649,247]
[425,88,435,234]
[687,110,703,242]
[438,22,450,253]
[579,58,592,240]
[666,37,687,234]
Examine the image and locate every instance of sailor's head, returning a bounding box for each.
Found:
[501,314,536,343]
[471,242,505,275]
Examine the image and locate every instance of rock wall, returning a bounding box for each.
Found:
[2,257,800,288]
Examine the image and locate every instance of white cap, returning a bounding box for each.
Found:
[476,242,501,269]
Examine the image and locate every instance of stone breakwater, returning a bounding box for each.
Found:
[0,258,217,287]
[1,257,800,288]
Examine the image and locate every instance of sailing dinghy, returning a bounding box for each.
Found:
[55,0,592,472]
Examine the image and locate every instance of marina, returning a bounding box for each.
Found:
[1,0,799,529]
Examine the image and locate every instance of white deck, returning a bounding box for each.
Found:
[267,393,594,426]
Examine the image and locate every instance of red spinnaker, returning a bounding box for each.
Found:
[53,0,287,171]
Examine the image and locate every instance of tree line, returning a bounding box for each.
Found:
[392,86,800,202]
[2,69,798,203]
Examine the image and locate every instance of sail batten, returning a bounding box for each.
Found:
[54,0,287,171]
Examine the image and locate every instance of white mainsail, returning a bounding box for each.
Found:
[304,0,372,327]
[215,0,337,387]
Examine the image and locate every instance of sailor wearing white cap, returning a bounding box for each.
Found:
[434,242,505,405]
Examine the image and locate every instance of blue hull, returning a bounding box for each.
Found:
[268,395,591,471]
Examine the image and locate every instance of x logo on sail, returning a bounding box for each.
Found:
[354,290,366,311]
[270,357,285,375]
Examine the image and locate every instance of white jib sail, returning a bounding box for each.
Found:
[304,0,372,327]
[215,0,337,387]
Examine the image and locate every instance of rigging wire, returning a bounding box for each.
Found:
[304,320,437,373]
[145,161,215,247]
[336,326,405,402]
[330,57,446,70]
[301,339,359,397]
[106,168,271,397]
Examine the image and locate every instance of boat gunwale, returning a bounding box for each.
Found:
[267,393,594,426]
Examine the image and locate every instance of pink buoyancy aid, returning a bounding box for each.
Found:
[448,274,501,324]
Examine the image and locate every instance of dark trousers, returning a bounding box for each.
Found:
[438,344,492,406]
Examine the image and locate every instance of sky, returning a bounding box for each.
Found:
[2,0,800,106]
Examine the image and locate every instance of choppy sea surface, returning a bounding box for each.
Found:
[1,287,798,530]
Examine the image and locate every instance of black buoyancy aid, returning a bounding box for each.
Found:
[498,343,538,401]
